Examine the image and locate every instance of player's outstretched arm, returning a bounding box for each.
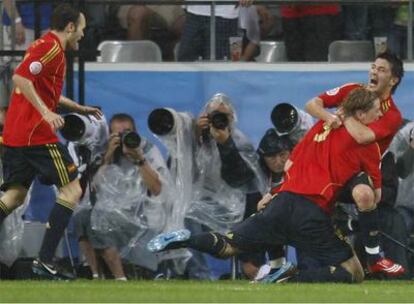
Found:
[58,95,103,119]
[305,97,342,129]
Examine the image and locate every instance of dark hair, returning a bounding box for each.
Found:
[109,113,136,132]
[50,4,81,31]
[376,51,404,94]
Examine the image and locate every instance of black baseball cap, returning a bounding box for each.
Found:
[258,128,293,156]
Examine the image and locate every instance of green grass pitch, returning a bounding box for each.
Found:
[0,280,413,303]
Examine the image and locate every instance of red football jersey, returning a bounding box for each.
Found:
[3,32,65,147]
[275,120,382,214]
[319,83,402,154]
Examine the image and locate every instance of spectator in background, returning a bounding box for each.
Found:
[74,113,170,280]
[237,5,277,61]
[256,5,277,40]
[342,4,396,42]
[388,5,414,60]
[2,0,52,50]
[177,0,254,61]
[280,4,340,61]
[80,3,108,61]
[341,4,370,41]
[113,4,185,42]
[238,6,260,61]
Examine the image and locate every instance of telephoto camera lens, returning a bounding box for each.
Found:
[271,103,298,134]
[60,114,86,141]
[209,110,229,130]
[121,131,141,149]
[148,108,175,135]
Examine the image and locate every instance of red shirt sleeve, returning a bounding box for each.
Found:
[14,39,58,82]
[368,103,402,142]
[360,143,382,189]
[318,83,362,108]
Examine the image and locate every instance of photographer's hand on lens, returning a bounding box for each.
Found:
[196,114,210,142]
[78,105,103,119]
[43,110,65,132]
[103,133,121,164]
[197,115,210,131]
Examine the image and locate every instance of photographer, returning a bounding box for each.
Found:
[149,93,264,279]
[74,113,170,280]
[391,121,414,233]
[197,95,263,191]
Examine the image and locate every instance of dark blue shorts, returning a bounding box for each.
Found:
[229,192,353,267]
[1,142,78,190]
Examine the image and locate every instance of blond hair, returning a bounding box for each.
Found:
[342,88,379,117]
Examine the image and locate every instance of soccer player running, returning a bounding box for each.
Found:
[305,52,405,276]
[147,88,383,283]
[0,4,101,279]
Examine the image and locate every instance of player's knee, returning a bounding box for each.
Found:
[2,186,28,209]
[352,184,375,211]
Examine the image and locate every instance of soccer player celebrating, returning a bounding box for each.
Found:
[305,52,405,276]
[0,4,101,279]
[147,88,383,284]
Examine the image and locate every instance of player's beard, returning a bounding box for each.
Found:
[67,35,79,51]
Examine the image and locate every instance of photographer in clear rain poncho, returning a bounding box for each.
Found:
[73,113,171,280]
[147,93,265,279]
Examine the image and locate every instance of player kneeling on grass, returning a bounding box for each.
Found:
[148,87,388,283]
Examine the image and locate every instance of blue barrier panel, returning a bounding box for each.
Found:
[77,63,414,148]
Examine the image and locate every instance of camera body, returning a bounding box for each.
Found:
[119,130,141,149]
[208,110,230,130]
[113,130,141,164]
